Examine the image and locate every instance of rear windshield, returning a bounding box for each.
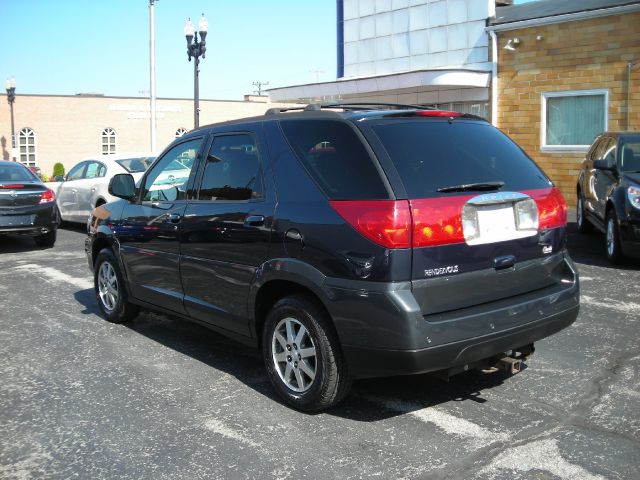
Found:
[116,157,155,173]
[0,164,36,182]
[372,120,551,198]
[620,136,640,172]
[280,119,388,200]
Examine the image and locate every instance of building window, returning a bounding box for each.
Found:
[19,128,36,167]
[102,128,117,155]
[541,90,608,151]
[175,128,188,138]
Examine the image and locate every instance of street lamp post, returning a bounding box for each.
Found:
[5,78,16,161]
[184,14,208,129]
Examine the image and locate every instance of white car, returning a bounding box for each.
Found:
[52,153,155,223]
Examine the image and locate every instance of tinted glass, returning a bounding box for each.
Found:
[372,120,551,198]
[66,162,86,180]
[620,136,640,172]
[142,139,202,201]
[198,134,262,201]
[85,162,102,179]
[116,156,155,173]
[280,120,388,200]
[0,164,35,182]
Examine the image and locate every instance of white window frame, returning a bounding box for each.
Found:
[18,127,37,167]
[540,89,608,153]
[101,127,117,155]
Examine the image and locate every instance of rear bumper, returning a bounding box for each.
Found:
[0,202,58,235]
[324,251,579,379]
[342,304,578,378]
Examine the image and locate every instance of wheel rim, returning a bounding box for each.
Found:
[577,197,583,226]
[606,217,615,257]
[272,317,317,393]
[98,261,119,312]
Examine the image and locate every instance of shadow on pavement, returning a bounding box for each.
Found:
[72,286,517,419]
[566,221,640,269]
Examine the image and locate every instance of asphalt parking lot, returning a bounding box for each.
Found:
[1,222,638,479]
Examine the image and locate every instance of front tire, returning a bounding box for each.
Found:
[94,248,139,323]
[34,229,56,247]
[605,210,624,264]
[263,295,352,412]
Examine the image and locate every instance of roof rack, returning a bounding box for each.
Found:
[264,102,437,116]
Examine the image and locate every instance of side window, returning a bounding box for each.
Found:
[66,162,86,181]
[142,138,202,202]
[280,119,388,200]
[84,162,102,179]
[198,134,263,201]
[603,139,617,168]
[589,138,606,161]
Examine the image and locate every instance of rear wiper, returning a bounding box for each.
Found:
[436,181,505,193]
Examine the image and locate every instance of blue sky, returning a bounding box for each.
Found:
[2,0,537,100]
[1,0,337,100]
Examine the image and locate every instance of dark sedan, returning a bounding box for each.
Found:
[0,160,58,247]
[576,132,640,262]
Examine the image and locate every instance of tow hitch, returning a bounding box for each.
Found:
[482,344,535,375]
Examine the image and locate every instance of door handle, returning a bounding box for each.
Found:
[165,213,182,223]
[244,215,265,226]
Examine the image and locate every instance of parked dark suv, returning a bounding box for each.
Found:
[576,132,640,263]
[86,104,579,411]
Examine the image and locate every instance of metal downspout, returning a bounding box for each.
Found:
[489,31,498,127]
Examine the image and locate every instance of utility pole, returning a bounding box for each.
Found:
[149,0,157,152]
[309,69,325,82]
[252,81,269,96]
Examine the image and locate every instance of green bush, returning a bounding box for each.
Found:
[52,162,65,180]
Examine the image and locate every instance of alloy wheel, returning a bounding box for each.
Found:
[271,317,317,393]
[98,261,119,312]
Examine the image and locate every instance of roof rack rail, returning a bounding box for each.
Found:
[320,102,436,111]
[264,102,438,116]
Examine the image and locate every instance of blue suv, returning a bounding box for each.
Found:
[86,104,580,411]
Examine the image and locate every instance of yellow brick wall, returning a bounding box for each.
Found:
[495,12,640,207]
[0,95,295,177]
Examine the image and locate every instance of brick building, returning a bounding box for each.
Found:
[488,0,640,205]
[0,94,292,178]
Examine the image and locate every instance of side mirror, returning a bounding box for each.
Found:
[593,159,616,171]
[109,174,136,200]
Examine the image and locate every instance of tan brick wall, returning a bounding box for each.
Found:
[0,95,295,177]
[495,12,640,207]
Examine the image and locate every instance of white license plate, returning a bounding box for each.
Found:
[476,205,517,243]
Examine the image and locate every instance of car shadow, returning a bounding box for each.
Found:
[0,234,51,253]
[72,288,518,419]
[566,221,640,269]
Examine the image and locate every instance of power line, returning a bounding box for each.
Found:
[252,81,269,96]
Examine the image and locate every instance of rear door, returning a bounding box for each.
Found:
[180,126,274,336]
[594,137,617,221]
[118,137,204,314]
[361,117,567,316]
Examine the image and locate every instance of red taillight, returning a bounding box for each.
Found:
[329,200,412,249]
[39,189,55,204]
[415,110,463,117]
[410,196,473,247]
[525,187,567,230]
[1,184,25,189]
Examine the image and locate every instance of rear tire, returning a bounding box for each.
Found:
[605,210,624,264]
[94,248,139,323]
[263,295,352,412]
[34,229,56,247]
[576,193,593,233]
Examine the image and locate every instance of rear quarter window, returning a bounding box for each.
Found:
[372,120,551,198]
[280,119,388,200]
